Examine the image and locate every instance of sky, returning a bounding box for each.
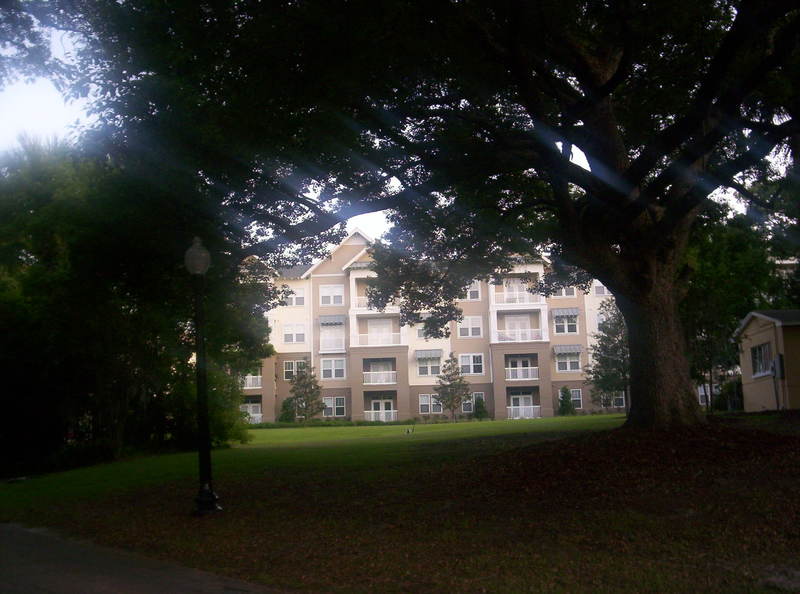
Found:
[0,78,392,239]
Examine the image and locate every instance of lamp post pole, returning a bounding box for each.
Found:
[185,237,221,515]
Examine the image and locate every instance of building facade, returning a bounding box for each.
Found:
[241,230,622,422]
[734,310,800,412]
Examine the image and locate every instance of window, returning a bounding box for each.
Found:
[613,392,625,408]
[751,342,771,377]
[321,358,346,379]
[419,394,443,414]
[419,394,430,414]
[596,312,607,327]
[553,287,576,297]
[320,326,345,351]
[320,285,344,306]
[594,284,610,296]
[283,360,307,380]
[323,396,346,417]
[460,281,481,301]
[283,323,306,343]
[418,357,441,376]
[554,314,578,334]
[459,353,484,375]
[462,392,484,413]
[556,353,580,372]
[458,316,483,338]
[570,388,582,409]
[286,288,305,306]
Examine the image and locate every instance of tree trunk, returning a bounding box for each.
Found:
[615,284,704,429]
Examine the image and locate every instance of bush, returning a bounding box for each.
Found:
[714,378,744,411]
[558,386,576,416]
[277,397,296,422]
[473,397,489,420]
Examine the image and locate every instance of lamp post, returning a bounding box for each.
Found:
[184,237,221,515]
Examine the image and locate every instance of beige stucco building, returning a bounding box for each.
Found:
[734,310,800,412]
[241,230,623,422]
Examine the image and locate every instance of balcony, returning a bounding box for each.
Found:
[358,333,401,346]
[364,409,398,422]
[505,367,539,380]
[496,292,543,304]
[363,371,397,385]
[320,337,346,352]
[496,328,543,342]
[244,413,263,424]
[241,375,262,389]
[507,405,541,419]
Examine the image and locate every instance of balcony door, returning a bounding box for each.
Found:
[510,394,533,407]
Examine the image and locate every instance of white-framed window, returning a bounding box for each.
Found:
[554,314,578,334]
[458,316,483,338]
[459,353,484,375]
[319,325,345,351]
[460,281,481,301]
[613,392,625,408]
[570,388,583,409]
[321,358,346,379]
[418,357,441,376]
[320,285,344,306]
[462,392,484,413]
[283,360,307,380]
[594,284,610,296]
[556,353,581,372]
[596,312,607,328]
[323,396,346,417]
[419,394,430,414]
[553,287,576,297]
[419,394,443,414]
[751,342,771,377]
[283,323,306,343]
[286,288,305,306]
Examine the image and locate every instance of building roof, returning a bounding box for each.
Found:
[733,309,800,339]
[276,264,312,279]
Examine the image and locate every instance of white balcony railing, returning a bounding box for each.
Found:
[354,296,400,310]
[363,371,397,384]
[245,413,263,424]
[355,296,370,308]
[241,375,262,389]
[505,367,540,380]
[496,292,544,304]
[358,333,401,346]
[507,405,541,419]
[320,337,346,351]
[364,410,398,422]
[497,328,543,342]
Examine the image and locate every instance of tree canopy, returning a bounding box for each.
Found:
[15,1,800,428]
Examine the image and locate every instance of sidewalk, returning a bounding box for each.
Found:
[0,523,280,593]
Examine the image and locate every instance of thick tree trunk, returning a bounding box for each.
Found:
[615,282,704,429]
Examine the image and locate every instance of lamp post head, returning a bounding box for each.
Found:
[184,237,211,275]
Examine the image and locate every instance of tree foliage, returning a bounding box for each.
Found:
[289,366,325,423]
[558,387,576,416]
[585,300,630,409]
[18,2,800,428]
[0,140,274,475]
[435,354,472,421]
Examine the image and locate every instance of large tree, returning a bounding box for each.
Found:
[30,1,800,428]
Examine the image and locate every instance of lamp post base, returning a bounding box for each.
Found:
[193,484,222,516]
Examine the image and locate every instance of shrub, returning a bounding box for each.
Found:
[558,386,576,416]
[277,397,296,422]
[473,397,489,421]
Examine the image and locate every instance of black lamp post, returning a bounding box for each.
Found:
[184,237,221,515]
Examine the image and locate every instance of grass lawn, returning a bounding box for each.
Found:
[2,413,799,592]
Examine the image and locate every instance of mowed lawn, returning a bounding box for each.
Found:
[2,413,800,593]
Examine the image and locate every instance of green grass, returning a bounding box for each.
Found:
[2,413,799,593]
[0,415,619,514]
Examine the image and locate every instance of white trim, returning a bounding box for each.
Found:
[555,352,581,373]
[458,315,483,338]
[301,230,373,278]
[309,273,347,277]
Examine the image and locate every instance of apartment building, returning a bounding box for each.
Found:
[241,230,622,422]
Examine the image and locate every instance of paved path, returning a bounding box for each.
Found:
[0,523,280,593]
